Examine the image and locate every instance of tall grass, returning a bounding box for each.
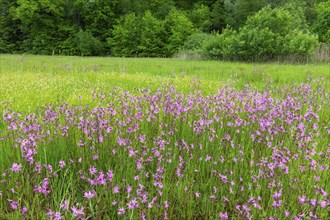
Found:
[1,54,329,112]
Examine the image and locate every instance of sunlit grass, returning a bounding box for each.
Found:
[1,54,329,112]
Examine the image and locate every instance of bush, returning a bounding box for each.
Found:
[244,6,295,36]
[203,34,225,59]
[284,30,319,56]
[182,32,212,53]
[204,5,319,61]
[235,27,278,61]
[203,28,239,60]
[73,30,104,56]
[312,1,330,43]
[176,32,213,60]
[20,33,58,55]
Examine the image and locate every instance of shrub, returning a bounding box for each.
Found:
[176,32,213,60]
[204,5,319,61]
[283,30,319,58]
[73,30,104,56]
[182,32,213,53]
[236,27,279,61]
[20,33,57,55]
[312,1,330,43]
[203,28,239,60]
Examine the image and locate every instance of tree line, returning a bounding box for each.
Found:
[0,0,329,61]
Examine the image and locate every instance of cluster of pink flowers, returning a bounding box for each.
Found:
[0,82,329,219]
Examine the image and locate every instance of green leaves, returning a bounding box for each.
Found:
[74,0,117,42]
[203,4,319,61]
[312,1,330,43]
[284,30,319,56]
[109,13,141,57]
[0,0,328,58]
[189,3,212,32]
[9,0,67,54]
[138,11,165,57]
[109,9,195,57]
[73,30,104,56]
[164,9,195,56]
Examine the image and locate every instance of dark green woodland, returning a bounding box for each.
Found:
[1,0,329,61]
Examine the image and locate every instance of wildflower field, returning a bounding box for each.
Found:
[0,55,330,219]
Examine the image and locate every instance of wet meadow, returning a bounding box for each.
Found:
[0,55,329,219]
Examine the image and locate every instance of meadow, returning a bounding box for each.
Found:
[1,54,329,112]
[0,54,329,219]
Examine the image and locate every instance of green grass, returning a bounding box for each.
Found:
[1,54,329,112]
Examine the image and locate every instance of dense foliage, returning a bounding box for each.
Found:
[203,5,319,61]
[0,0,329,60]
